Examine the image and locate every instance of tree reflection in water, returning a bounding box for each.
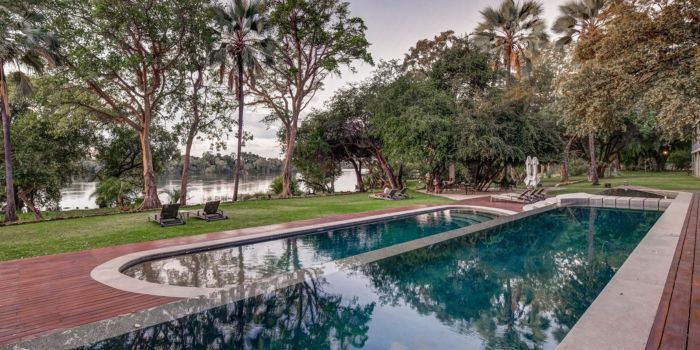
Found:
[78,275,374,349]
[80,208,659,349]
[357,207,660,349]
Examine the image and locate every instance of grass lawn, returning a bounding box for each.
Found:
[0,191,451,262]
[541,171,700,194]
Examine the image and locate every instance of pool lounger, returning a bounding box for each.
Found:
[149,204,186,227]
[193,200,228,222]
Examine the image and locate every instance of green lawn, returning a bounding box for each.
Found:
[541,171,700,194]
[0,191,451,262]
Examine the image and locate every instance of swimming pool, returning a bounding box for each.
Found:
[123,209,499,288]
[78,207,661,349]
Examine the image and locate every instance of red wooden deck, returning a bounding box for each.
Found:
[647,193,700,350]
[0,198,521,346]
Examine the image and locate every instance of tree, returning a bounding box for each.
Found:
[293,111,343,193]
[553,0,610,185]
[472,0,549,82]
[170,7,235,206]
[0,79,94,219]
[48,0,203,209]
[592,0,700,140]
[211,0,268,202]
[170,69,233,206]
[370,75,458,192]
[0,1,60,222]
[332,81,398,189]
[251,0,372,197]
[93,126,178,209]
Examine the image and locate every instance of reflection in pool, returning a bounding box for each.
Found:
[123,209,498,288]
[84,207,661,349]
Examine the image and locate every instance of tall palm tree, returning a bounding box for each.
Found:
[553,0,609,185]
[473,0,549,82]
[0,2,60,222]
[212,0,268,202]
[552,0,608,50]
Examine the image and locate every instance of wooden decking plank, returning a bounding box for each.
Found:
[648,193,699,350]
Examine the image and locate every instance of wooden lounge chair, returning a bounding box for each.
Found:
[369,189,398,200]
[530,188,546,201]
[194,200,228,222]
[491,189,535,203]
[149,204,185,227]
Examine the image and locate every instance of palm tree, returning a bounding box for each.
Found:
[552,0,608,50]
[212,0,268,202]
[553,0,609,185]
[0,3,60,222]
[473,0,549,82]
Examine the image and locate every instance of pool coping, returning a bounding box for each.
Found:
[91,205,517,299]
[7,194,684,350]
[9,204,547,350]
[558,191,692,349]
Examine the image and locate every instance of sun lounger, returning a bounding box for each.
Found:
[194,200,228,222]
[530,188,546,201]
[491,189,535,203]
[149,204,185,227]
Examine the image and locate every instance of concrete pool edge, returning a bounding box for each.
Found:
[9,204,548,350]
[90,205,517,299]
[7,195,676,350]
[558,191,692,350]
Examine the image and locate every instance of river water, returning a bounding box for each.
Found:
[59,169,361,210]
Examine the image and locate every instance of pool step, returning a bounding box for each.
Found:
[449,213,494,226]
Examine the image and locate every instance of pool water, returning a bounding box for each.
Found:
[84,207,661,350]
[123,209,498,288]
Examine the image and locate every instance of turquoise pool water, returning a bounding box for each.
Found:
[124,209,497,288]
[82,207,661,349]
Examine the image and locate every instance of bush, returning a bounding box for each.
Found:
[668,149,691,170]
[269,176,299,196]
[568,158,589,177]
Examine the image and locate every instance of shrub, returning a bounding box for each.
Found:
[668,149,691,170]
[269,176,299,195]
[568,158,589,177]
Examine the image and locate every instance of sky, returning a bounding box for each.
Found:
[191,0,569,159]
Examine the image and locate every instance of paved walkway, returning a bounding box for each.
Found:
[0,198,521,346]
[647,193,700,349]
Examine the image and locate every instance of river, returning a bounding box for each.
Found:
[59,169,361,210]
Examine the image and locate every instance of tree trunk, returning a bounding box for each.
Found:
[349,158,365,192]
[280,125,297,198]
[0,68,18,223]
[504,39,513,85]
[371,148,398,189]
[179,133,194,206]
[233,56,245,202]
[561,137,574,183]
[180,68,204,206]
[426,172,435,192]
[588,133,599,185]
[138,126,162,209]
[18,190,42,221]
[587,207,597,263]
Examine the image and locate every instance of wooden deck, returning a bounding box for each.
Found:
[647,193,700,349]
[0,198,521,346]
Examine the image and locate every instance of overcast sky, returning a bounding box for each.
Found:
[190,0,568,159]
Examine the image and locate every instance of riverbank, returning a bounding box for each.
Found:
[0,191,451,261]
